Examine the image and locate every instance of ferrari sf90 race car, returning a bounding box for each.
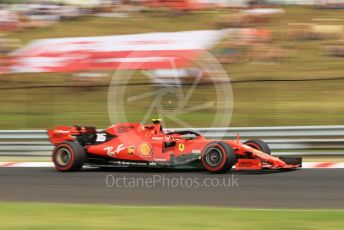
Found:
[48,120,302,173]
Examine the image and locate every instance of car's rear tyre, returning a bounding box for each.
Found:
[52,141,86,172]
[244,139,271,155]
[201,142,236,173]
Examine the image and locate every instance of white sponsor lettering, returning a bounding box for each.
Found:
[96,133,107,142]
[154,158,167,162]
[104,144,126,157]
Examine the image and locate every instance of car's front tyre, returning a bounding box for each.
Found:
[201,142,236,173]
[244,139,271,155]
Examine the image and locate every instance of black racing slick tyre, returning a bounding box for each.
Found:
[52,141,86,172]
[201,142,236,173]
[244,139,271,155]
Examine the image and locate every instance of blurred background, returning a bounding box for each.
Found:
[1,0,344,129]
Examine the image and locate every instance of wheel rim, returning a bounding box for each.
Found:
[55,148,72,166]
[205,148,223,167]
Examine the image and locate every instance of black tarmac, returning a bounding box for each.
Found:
[0,167,343,208]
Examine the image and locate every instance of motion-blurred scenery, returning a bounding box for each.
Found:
[1,0,344,129]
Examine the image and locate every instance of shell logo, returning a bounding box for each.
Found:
[138,143,153,157]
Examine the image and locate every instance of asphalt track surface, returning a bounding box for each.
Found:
[1,167,344,208]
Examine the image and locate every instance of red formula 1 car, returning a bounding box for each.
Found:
[48,119,302,173]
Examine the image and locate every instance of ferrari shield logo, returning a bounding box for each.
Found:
[128,146,135,155]
[178,143,185,152]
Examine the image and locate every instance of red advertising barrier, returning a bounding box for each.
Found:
[8,30,224,73]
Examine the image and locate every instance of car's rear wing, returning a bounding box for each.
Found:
[47,126,80,146]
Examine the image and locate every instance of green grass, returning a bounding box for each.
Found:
[1,202,344,230]
[6,12,219,44]
[3,78,344,129]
